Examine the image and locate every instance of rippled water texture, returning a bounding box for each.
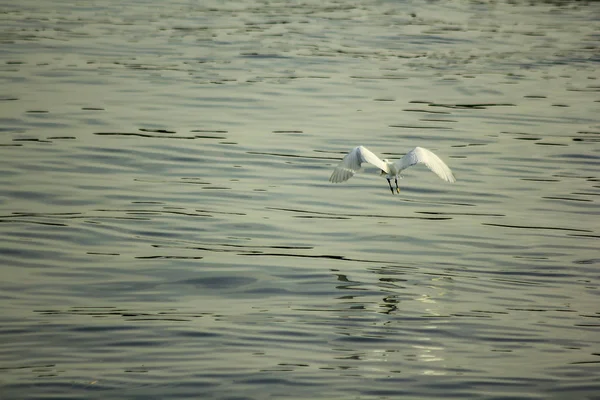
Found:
[1,0,599,399]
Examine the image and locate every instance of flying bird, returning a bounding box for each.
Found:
[329,146,456,194]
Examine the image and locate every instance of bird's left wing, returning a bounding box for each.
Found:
[394,147,456,182]
[329,146,388,183]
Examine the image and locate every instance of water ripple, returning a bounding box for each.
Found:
[1,0,599,399]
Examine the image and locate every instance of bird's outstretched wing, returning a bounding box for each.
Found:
[329,146,389,183]
[394,147,456,182]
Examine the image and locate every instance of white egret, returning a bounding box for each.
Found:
[329,146,456,194]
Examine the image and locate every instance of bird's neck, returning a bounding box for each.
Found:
[383,160,397,175]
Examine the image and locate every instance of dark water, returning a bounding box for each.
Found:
[1,0,599,399]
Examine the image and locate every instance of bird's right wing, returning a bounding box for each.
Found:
[329,146,389,183]
[394,147,456,182]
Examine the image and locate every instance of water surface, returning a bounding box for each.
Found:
[1,0,599,399]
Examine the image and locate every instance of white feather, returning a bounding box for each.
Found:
[329,145,456,192]
[329,146,389,183]
[395,147,456,183]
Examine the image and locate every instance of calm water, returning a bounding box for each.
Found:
[1,0,599,399]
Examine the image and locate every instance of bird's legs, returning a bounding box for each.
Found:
[394,177,400,193]
[386,178,394,194]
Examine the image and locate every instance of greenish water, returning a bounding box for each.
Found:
[1,0,599,399]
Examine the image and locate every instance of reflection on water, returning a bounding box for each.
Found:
[1,0,599,398]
